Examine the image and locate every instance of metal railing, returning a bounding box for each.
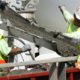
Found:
[0,56,77,80]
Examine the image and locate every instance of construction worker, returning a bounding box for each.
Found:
[0,29,31,76]
[58,6,80,69]
[0,29,31,64]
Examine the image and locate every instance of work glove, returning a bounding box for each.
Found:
[21,44,31,52]
[58,5,66,14]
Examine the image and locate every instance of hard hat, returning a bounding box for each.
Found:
[0,29,8,36]
[74,6,80,20]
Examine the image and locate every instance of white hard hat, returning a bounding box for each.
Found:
[0,29,8,36]
[75,13,80,20]
[75,6,80,20]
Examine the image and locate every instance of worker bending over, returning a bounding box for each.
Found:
[0,29,31,64]
[58,5,80,69]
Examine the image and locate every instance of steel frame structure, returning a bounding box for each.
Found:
[0,6,78,80]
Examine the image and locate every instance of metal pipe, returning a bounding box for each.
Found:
[0,56,77,68]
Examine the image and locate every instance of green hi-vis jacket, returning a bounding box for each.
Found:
[62,9,77,33]
[62,9,80,39]
[0,34,11,63]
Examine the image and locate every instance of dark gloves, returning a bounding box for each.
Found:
[58,5,66,14]
[21,44,31,52]
[53,32,61,38]
[58,6,62,11]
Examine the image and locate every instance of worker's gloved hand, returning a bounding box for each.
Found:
[53,32,61,38]
[58,5,66,14]
[21,44,31,52]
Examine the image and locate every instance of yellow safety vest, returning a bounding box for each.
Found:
[67,21,77,33]
[0,35,6,63]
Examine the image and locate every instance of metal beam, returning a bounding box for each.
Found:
[17,10,35,13]
[58,62,66,80]
[6,26,56,51]
[0,56,76,68]
[0,6,58,51]
[0,6,79,57]
[1,6,53,41]
[49,62,66,80]
[49,63,58,80]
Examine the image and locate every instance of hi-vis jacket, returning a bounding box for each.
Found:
[0,35,11,63]
[62,8,80,39]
